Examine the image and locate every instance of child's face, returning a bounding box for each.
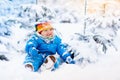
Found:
[40,28,54,38]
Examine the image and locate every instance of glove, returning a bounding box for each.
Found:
[66,56,75,64]
[29,47,39,57]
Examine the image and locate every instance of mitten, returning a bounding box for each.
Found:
[66,56,75,64]
[29,47,39,57]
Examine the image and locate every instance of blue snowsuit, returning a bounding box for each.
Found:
[24,34,75,72]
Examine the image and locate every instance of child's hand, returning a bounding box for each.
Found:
[66,56,75,64]
[29,47,39,57]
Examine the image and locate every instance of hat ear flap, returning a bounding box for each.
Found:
[35,24,38,31]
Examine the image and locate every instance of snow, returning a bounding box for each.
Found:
[0,0,120,80]
[0,23,120,80]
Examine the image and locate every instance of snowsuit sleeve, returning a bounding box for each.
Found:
[57,44,70,61]
[56,37,75,64]
[25,35,39,56]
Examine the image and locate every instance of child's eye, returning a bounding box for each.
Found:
[50,28,54,31]
[44,30,48,32]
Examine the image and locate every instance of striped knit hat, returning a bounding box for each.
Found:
[35,22,53,32]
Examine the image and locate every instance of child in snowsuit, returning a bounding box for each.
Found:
[24,22,75,72]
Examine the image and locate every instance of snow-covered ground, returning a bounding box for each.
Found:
[0,23,120,80]
[0,0,120,80]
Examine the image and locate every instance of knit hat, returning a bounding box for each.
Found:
[35,22,53,32]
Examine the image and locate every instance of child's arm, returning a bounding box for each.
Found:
[25,36,39,57]
[57,43,75,64]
